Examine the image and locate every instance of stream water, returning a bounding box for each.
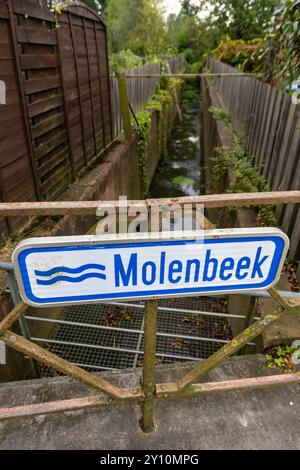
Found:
[149,82,203,199]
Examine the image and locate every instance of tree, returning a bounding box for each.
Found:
[180,0,199,17]
[128,0,167,55]
[104,0,141,52]
[261,0,300,88]
[104,0,167,55]
[167,1,201,63]
[200,0,277,43]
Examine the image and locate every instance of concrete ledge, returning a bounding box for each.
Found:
[0,355,300,449]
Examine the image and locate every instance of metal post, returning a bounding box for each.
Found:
[117,72,133,141]
[239,296,257,356]
[141,300,158,434]
[6,271,40,378]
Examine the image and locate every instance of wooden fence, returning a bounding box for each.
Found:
[110,62,161,138]
[110,55,185,138]
[165,55,185,74]
[210,59,300,260]
[0,0,112,238]
[0,0,185,242]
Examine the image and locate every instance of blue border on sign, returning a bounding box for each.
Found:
[17,236,285,304]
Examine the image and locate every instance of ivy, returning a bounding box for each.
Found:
[132,111,152,198]
[261,0,300,91]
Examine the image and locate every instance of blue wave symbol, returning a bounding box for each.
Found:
[35,264,107,285]
[35,264,106,277]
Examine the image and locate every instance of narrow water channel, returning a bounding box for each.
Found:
[38,82,232,378]
[150,82,202,198]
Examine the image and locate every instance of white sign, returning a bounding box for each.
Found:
[12,228,289,307]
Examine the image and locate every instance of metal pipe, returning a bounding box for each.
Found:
[1,330,129,400]
[141,300,158,434]
[1,371,300,421]
[5,272,39,378]
[72,362,118,372]
[30,336,208,362]
[175,289,300,392]
[239,296,258,356]
[0,190,299,216]
[26,315,243,344]
[133,316,144,368]
[0,261,13,271]
[110,73,261,79]
[105,301,255,320]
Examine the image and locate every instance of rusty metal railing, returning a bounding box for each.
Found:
[0,191,300,433]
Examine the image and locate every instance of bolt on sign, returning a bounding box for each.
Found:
[13,228,289,307]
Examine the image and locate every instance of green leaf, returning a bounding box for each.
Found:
[274,358,285,367]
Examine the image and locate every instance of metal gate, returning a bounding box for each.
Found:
[0,190,300,434]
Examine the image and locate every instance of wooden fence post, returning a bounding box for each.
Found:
[141,300,158,434]
[117,72,133,141]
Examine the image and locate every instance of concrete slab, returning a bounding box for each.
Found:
[0,355,299,450]
[259,273,300,347]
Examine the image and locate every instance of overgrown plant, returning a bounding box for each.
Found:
[265,345,298,372]
[212,37,266,73]
[132,78,183,197]
[209,106,277,227]
[132,111,152,198]
[261,0,300,91]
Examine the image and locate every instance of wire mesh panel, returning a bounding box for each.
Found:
[37,297,232,377]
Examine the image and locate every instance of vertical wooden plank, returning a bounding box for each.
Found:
[259,87,277,174]
[289,205,300,260]
[272,103,297,190]
[56,22,75,182]
[256,84,272,168]
[268,93,291,188]
[104,24,113,142]
[252,82,268,162]
[94,23,107,146]
[69,11,88,166]
[7,0,40,200]
[263,91,284,184]
[83,18,97,156]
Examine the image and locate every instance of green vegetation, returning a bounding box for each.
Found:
[172,176,194,186]
[261,0,300,90]
[55,0,299,93]
[132,111,152,198]
[212,37,266,74]
[209,106,232,127]
[199,0,276,44]
[265,345,298,372]
[209,107,276,227]
[104,0,167,55]
[132,78,183,197]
